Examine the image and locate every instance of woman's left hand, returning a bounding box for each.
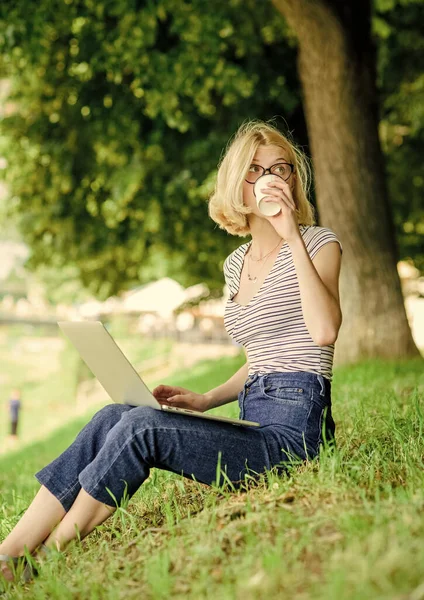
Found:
[260,178,301,244]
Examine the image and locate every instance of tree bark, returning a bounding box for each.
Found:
[272,0,421,364]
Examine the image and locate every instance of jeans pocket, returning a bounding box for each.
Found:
[263,384,307,404]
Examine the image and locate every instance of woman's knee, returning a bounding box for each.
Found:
[91,403,133,425]
[107,407,164,449]
[119,406,163,429]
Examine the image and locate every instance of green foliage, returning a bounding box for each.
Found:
[0,0,422,300]
[373,0,424,269]
[0,0,300,299]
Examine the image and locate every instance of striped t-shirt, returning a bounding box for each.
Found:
[223,225,343,382]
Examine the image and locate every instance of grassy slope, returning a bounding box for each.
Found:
[0,355,423,599]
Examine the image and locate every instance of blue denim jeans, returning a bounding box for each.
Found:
[35,371,334,511]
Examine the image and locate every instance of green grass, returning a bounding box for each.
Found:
[0,355,423,599]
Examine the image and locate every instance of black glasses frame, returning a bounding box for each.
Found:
[245,161,295,184]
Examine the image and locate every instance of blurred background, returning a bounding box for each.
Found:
[0,0,422,453]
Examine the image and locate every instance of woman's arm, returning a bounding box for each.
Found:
[204,361,249,410]
[153,359,249,413]
[289,237,342,346]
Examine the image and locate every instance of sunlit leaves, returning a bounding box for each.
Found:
[1,0,421,298]
[0,0,300,298]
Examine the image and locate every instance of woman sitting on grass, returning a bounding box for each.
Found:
[0,119,343,585]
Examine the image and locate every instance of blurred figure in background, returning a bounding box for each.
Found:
[7,388,22,439]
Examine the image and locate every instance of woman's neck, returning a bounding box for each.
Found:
[246,221,283,257]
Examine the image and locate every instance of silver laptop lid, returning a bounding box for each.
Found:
[57,320,160,408]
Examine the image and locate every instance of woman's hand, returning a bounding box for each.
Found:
[152,385,209,413]
[260,177,301,244]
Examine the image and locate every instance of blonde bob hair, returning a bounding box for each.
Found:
[208,119,316,237]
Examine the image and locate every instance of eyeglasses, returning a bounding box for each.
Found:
[245,162,295,184]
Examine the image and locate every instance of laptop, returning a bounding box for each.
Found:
[57,321,260,427]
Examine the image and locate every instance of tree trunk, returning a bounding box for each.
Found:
[272,0,420,365]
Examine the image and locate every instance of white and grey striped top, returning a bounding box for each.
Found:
[223,225,343,382]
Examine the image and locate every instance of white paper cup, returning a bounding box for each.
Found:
[253,173,282,216]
